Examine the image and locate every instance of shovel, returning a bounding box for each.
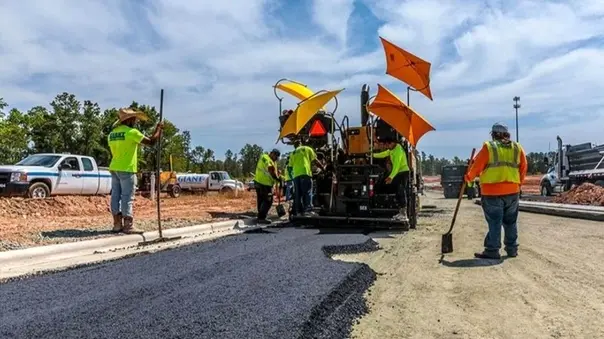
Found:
[275,183,286,218]
[441,148,476,254]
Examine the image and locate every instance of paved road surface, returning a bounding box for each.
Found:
[339,192,604,339]
[0,228,377,339]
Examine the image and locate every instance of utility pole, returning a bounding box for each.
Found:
[513,96,521,142]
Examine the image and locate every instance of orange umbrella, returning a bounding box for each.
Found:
[367,84,435,147]
[379,36,433,101]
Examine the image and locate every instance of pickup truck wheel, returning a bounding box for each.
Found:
[28,182,50,199]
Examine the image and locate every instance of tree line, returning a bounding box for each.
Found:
[419,151,553,176]
[0,93,549,179]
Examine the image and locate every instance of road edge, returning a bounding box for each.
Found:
[474,199,604,221]
[0,218,262,280]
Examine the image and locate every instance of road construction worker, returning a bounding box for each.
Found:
[254,149,281,224]
[283,155,293,201]
[466,180,476,200]
[289,139,325,216]
[108,108,163,234]
[465,123,527,259]
[372,137,410,221]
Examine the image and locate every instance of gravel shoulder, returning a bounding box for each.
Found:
[338,192,604,339]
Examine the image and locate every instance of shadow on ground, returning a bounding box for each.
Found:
[208,211,257,219]
[439,255,511,268]
[41,229,114,239]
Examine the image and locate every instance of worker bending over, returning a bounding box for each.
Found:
[372,137,410,221]
[254,149,281,224]
[108,108,163,234]
[289,139,325,216]
[465,123,527,259]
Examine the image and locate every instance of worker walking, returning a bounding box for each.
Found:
[289,139,324,216]
[465,123,527,259]
[108,108,163,234]
[254,149,281,224]
[372,137,410,221]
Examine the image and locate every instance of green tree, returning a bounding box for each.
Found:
[239,143,264,177]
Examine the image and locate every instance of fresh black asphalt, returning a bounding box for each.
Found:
[0,227,379,339]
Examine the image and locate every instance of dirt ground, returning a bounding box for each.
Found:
[339,191,604,339]
[0,191,257,251]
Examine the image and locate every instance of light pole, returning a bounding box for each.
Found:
[513,96,520,142]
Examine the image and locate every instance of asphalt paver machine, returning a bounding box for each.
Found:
[274,80,430,230]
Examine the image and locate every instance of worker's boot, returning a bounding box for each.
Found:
[474,251,501,260]
[122,216,144,234]
[112,213,123,233]
[393,208,408,222]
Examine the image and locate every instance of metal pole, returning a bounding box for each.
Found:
[513,96,521,142]
[156,89,164,238]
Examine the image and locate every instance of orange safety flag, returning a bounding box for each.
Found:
[380,36,433,101]
[367,84,435,147]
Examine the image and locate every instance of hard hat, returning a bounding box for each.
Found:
[491,122,509,134]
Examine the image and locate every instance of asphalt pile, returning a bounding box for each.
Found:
[553,183,604,206]
[0,228,379,339]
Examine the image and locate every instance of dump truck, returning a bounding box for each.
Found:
[275,80,432,230]
[540,136,604,196]
[440,164,480,199]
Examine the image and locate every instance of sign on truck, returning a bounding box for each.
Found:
[0,153,112,198]
[176,171,244,194]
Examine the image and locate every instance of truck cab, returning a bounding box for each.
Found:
[541,136,604,196]
[0,153,112,198]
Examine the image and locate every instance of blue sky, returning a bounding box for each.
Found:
[1,0,604,160]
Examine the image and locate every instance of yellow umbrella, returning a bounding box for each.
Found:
[274,80,315,101]
[279,89,344,139]
[367,84,435,147]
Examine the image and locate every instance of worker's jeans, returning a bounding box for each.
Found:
[390,171,409,209]
[284,180,293,201]
[110,171,137,218]
[481,194,519,254]
[255,183,273,220]
[293,175,313,215]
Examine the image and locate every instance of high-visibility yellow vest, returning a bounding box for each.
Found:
[479,140,521,184]
[255,153,276,186]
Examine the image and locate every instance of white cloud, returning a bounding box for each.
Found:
[0,0,603,159]
[311,0,355,46]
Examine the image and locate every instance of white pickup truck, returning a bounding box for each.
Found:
[176,171,244,194]
[0,153,112,198]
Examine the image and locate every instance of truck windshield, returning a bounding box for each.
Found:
[16,155,62,167]
[220,172,231,180]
